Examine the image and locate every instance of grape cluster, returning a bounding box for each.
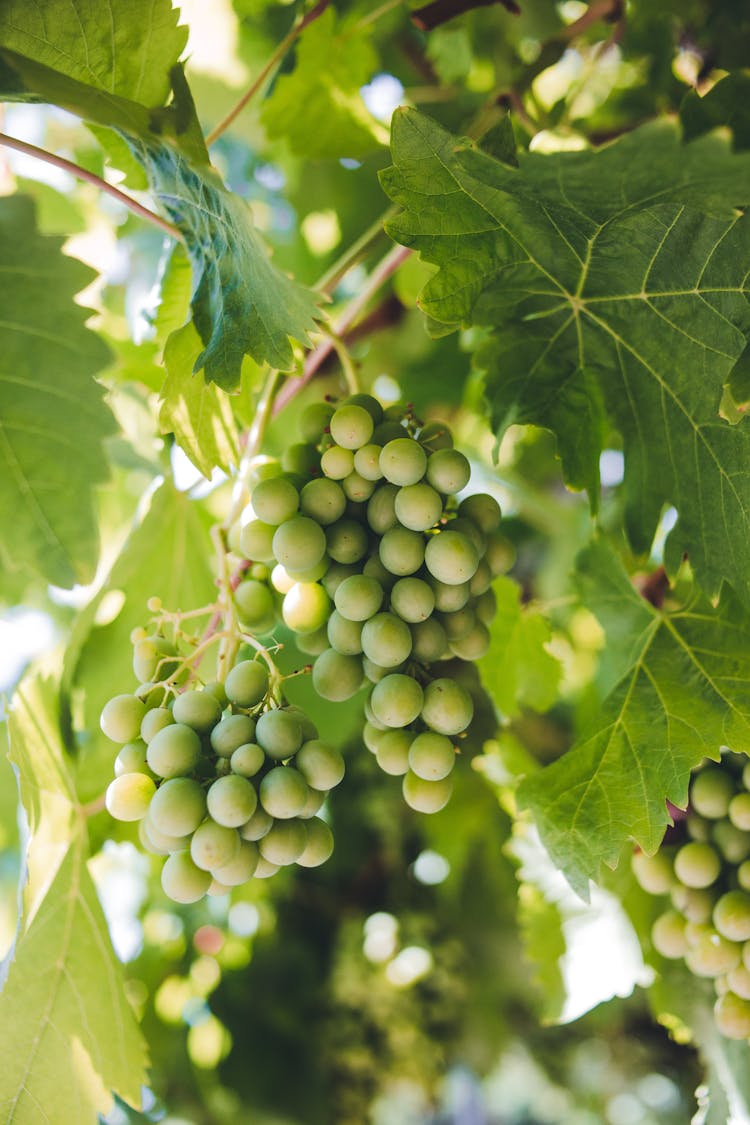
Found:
[633,754,750,1040]
[101,631,343,904]
[236,394,509,814]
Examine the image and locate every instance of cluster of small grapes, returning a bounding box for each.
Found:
[633,754,750,1040]
[235,394,509,814]
[101,625,344,904]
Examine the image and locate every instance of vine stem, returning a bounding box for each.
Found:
[205,0,330,146]
[315,204,399,296]
[0,131,183,242]
[273,242,413,416]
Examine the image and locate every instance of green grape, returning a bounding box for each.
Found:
[419,420,453,451]
[714,991,750,1039]
[448,516,485,555]
[685,930,742,977]
[364,696,388,731]
[191,820,241,871]
[379,527,425,576]
[361,612,412,668]
[411,618,449,663]
[425,449,471,494]
[282,582,330,634]
[139,817,189,857]
[254,856,281,878]
[362,555,396,590]
[298,786,326,819]
[211,714,257,758]
[300,478,346,525]
[282,442,319,476]
[389,577,434,623]
[251,476,299,525]
[296,625,330,656]
[259,766,309,818]
[674,841,722,888]
[685,921,713,947]
[468,559,492,597]
[100,694,147,743]
[631,849,675,895]
[240,804,274,841]
[379,438,427,486]
[327,610,364,655]
[439,606,477,642]
[402,771,453,814]
[207,774,258,827]
[739,861,750,892]
[172,689,222,734]
[321,562,358,597]
[161,851,212,904]
[296,817,334,867]
[458,492,502,533]
[671,884,715,923]
[428,577,470,612]
[146,723,202,779]
[246,455,282,486]
[287,557,330,583]
[234,579,275,628]
[325,519,369,564]
[224,660,269,709]
[240,519,277,563]
[140,707,174,744]
[114,741,152,777]
[149,778,207,837]
[729,793,750,831]
[363,721,384,754]
[321,445,355,480]
[713,819,750,863]
[475,588,497,625]
[408,732,455,781]
[343,471,376,503]
[258,818,308,865]
[330,404,374,450]
[394,483,443,532]
[687,814,712,842]
[691,768,735,818]
[372,420,406,445]
[363,656,402,683]
[425,530,479,585]
[312,648,364,701]
[371,674,424,728]
[295,740,345,790]
[353,444,385,482]
[367,484,399,534]
[273,516,327,572]
[651,910,689,959]
[105,773,156,821]
[283,706,318,742]
[344,393,383,424]
[299,400,335,441]
[256,709,303,760]
[132,636,180,683]
[375,730,412,776]
[727,965,750,1000]
[211,840,259,886]
[713,891,750,942]
[421,678,473,736]
[450,622,491,660]
[230,743,265,777]
[484,531,516,576]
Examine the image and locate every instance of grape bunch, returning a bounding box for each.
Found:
[100,623,344,905]
[633,753,750,1040]
[235,394,510,814]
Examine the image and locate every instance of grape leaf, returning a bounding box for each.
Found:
[1,676,148,1122]
[517,540,750,898]
[681,73,750,152]
[478,576,561,716]
[261,7,388,159]
[0,195,115,588]
[380,109,750,605]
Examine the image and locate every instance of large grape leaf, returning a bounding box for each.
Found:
[0,195,116,588]
[380,109,750,605]
[1,676,148,1123]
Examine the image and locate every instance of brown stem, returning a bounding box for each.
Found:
[412,0,520,32]
[638,565,670,609]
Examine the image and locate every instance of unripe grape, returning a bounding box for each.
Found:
[149,778,206,837]
[411,618,449,663]
[254,856,281,878]
[727,965,750,1000]
[230,743,265,777]
[139,817,189,856]
[390,578,435,624]
[259,818,308,865]
[299,400,335,441]
[342,471,375,503]
[114,741,152,777]
[361,612,412,668]
[353,444,384,482]
[172,689,222,734]
[439,606,477,642]
[234,579,275,627]
[282,442,319,477]
[282,582,331,634]
[421,678,473,736]
[325,519,369,564]
[132,636,179,683]
[631,849,674,895]
[729,793,750,831]
[450,622,491,660]
[375,730,412,776]
[685,921,713,947]
[211,714,257,758]
[687,814,712,842]
[691,768,735,818]
[739,861,750,891]
[448,516,485,555]
[296,626,329,656]
[211,840,259,886]
[402,771,453,814]
[260,766,309,818]
[321,445,355,480]
[288,557,330,584]
[425,530,479,585]
[298,786,326,819]
[256,709,303,760]
[363,656,401,683]
[469,559,492,597]
[674,842,722,888]
[146,723,201,779]
[251,477,299,525]
[651,910,689,959]
[141,707,174,744]
[371,674,424,728]
[714,991,750,1039]
[300,478,346,525]
[484,531,515,576]
[295,740,345,790]
[224,660,269,708]
[394,483,443,532]
[320,562,358,597]
[475,588,497,625]
[101,694,147,744]
[373,420,406,445]
[671,884,715,923]
[273,517,327,572]
[207,774,258,827]
[380,438,427,486]
[714,891,750,943]
[106,773,156,821]
[191,820,241,871]
[363,722,384,754]
[425,449,471,494]
[296,817,334,867]
[408,732,455,781]
[240,519,276,563]
[684,930,742,977]
[362,555,396,590]
[419,420,453,451]
[428,577,470,613]
[713,819,750,864]
[328,610,364,655]
[161,851,211,904]
[458,492,502,533]
[330,404,374,449]
[379,527,425,576]
[344,393,383,424]
[335,574,383,621]
[240,804,274,841]
[367,484,399,534]
[312,648,364,702]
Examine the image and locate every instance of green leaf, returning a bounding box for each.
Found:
[517,540,750,898]
[261,8,388,159]
[160,323,240,477]
[477,576,561,716]
[1,676,148,1122]
[0,195,115,588]
[0,0,187,106]
[681,73,750,152]
[380,109,750,604]
[516,882,566,1022]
